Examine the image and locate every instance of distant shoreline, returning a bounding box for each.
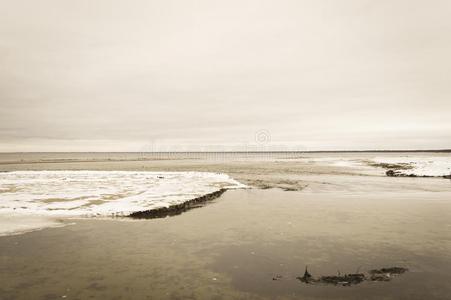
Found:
[1,150,451,154]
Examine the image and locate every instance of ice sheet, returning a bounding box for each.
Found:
[285,155,451,177]
[371,156,451,177]
[0,171,246,234]
[0,213,65,236]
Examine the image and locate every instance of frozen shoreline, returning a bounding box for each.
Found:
[0,213,66,237]
[284,155,451,177]
[1,153,450,236]
[370,156,451,177]
[0,171,247,235]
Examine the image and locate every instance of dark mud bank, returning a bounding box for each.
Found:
[129,189,227,219]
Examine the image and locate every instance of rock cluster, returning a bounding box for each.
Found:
[129,189,226,219]
[296,266,408,287]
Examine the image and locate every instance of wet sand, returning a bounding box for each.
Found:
[1,153,451,299]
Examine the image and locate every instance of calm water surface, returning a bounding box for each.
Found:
[1,188,451,300]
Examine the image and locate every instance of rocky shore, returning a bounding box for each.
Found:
[129,189,227,219]
[386,169,451,179]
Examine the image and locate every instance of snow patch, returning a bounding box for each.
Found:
[0,171,246,235]
[371,156,451,177]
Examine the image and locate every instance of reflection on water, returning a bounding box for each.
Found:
[1,189,451,299]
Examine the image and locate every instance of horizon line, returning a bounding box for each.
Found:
[1,149,451,154]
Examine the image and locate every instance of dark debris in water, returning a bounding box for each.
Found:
[317,273,366,286]
[368,267,408,282]
[272,274,283,281]
[295,266,408,287]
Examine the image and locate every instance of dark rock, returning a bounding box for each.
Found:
[385,169,418,177]
[129,189,226,219]
[385,170,448,179]
[369,267,408,275]
[297,267,314,283]
[318,273,366,286]
[386,170,396,177]
[368,267,408,282]
[297,266,408,287]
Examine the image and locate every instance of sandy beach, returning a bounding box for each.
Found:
[1,152,451,299]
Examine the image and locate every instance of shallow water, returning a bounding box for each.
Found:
[1,152,451,299]
[1,188,451,299]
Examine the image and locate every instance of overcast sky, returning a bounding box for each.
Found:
[1,0,450,151]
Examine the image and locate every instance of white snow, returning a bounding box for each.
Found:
[0,171,246,235]
[280,155,451,177]
[370,156,451,177]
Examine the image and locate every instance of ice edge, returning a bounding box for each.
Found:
[128,188,227,219]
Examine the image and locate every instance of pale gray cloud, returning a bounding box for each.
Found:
[1,0,451,151]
